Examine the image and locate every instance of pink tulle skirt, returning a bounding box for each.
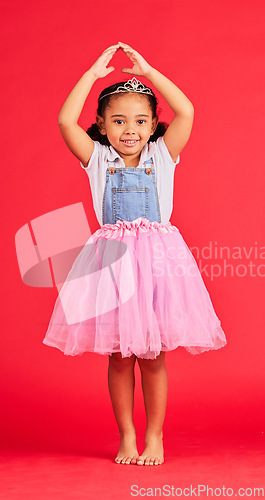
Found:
[43,217,227,359]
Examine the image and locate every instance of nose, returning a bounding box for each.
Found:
[123,122,136,134]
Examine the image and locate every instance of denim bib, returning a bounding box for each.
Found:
[102,157,161,225]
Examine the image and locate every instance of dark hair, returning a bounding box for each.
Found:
[85,81,168,146]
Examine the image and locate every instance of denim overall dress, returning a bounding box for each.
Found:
[102,157,161,225]
[42,150,227,358]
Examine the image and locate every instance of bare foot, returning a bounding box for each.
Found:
[136,432,164,466]
[114,433,139,465]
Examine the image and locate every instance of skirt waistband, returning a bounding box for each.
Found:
[97,217,179,238]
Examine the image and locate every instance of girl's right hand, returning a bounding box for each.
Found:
[90,44,120,79]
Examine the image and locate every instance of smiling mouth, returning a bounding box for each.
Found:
[121,140,139,145]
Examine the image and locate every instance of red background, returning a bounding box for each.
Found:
[1,0,265,494]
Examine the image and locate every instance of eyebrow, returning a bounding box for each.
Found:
[110,114,150,118]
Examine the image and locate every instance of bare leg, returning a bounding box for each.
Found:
[108,352,139,464]
[136,351,168,465]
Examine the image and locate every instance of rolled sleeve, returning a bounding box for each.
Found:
[156,135,180,166]
[80,140,97,174]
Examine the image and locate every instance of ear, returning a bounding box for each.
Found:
[96,115,107,135]
[151,116,159,135]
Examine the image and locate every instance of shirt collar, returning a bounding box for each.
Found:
[107,141,156,166]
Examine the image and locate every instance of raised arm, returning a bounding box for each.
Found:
[58,70,97,167]
[118,41,194,163]
[58,44,120,167]
[146,67,194,162]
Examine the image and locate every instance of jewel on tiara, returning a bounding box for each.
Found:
[99,77,154,101]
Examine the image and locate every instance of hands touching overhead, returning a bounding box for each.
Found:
[90,41,153,79]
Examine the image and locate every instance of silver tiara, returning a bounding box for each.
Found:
[99,77,154,101]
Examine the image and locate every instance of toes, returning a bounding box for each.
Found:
[137,455,163,465]
[116,455,139,465]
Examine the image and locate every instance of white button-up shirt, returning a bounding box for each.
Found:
[80,135,180,226]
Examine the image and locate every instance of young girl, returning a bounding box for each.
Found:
[43,41,227,466]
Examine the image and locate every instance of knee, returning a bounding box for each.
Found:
[109,352,136,372]
[137,351,166,373]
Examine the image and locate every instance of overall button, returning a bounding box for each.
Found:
[109,167,116,175]
[145,168,152,175]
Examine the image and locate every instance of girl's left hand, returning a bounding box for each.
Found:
[118,42,153,78]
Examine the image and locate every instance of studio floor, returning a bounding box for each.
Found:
[1,430,264,499]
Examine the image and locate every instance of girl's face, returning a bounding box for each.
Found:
[97,93,158,161]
